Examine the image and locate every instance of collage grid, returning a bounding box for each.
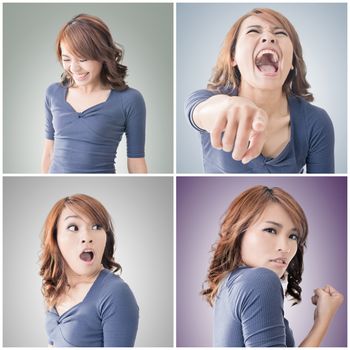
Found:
[1,0,349,348]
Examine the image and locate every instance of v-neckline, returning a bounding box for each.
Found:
[64,86,113,114]
[54,269,106,319]
[258,97,294,163]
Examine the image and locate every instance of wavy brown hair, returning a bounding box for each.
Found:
[39,194,121,308]
[202,185,308,306]
[56,13,128,90]
[208,8,314,101]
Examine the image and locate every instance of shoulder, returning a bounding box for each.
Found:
[116,87,145,105]
[114,87,145,116]
[290,96,333,132]
[224,267,282,300]
[45,82,64,97]
[228,267,281,289]
[99,270,135,300]
[222,267,283,312]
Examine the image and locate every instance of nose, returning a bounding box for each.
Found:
[277,237,291,253]
[80,227,93,244]
[70,61,82,73]
[261,32,276,44]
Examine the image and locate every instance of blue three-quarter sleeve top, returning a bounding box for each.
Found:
[185,88,334,173]
[45,83,146,173]
[214,266,295,347]
[46,269,139,347]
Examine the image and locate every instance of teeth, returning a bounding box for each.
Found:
[256,49,279,63]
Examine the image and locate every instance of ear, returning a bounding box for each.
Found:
[232,59,237,67]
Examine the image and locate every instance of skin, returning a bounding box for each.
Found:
[41,42,147,173]
[193,15,294,164]
[241,203,298,277]
[240,203,343,346]
[55,206,107,316]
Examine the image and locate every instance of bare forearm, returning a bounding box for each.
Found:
[299,319,330,347]
[192,94,230,130]
[127,158,148,173]
[41,140,54,173]
[41,155,51,173]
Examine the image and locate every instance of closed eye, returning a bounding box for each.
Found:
[247,29,260,34]
[275,31,288,36]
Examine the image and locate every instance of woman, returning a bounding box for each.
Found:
[39,194,139,347]
[202,186,343,347]
[185,8,334,173]
[42,14,147,173]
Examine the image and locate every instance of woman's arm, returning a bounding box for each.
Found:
[305,106,335,173]
[127,157,147,173]
[299,285,343,346]
[101,282,139,347]
[234,268,290,347]
[41,139,54,173]
[188,93,268,164]
[124,89,146,168]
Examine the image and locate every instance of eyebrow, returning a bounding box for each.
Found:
[264,220,298,232]
[64,215,81,221]
[264,220,283,227]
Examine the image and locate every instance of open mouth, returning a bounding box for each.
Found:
[79,249,94,262]
[255,49,279,74]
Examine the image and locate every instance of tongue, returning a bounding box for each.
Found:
[259,64,276,73]
[80,252,93,262]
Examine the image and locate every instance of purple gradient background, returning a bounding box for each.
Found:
[176,176,347,347]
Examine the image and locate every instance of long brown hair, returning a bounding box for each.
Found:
[202,185,308,306]
[39,194,121,308]
[56,13,128,90]
[208,8,314,101]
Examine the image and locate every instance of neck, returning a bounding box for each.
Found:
[74,80,106,94]
[238,84,288,118]
[65,265,103,288]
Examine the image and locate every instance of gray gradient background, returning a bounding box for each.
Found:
[177,176,347,346]
[3,177,173,347]
[177,3,347,173]
[3,3,173,174]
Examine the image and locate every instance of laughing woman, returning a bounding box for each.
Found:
[39,194,139,347]
[42,14,147,173]
[185,8,334,173]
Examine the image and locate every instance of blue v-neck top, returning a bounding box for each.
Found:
[185,88,334,173]
[45,269,139,347]
[45,82,146,173]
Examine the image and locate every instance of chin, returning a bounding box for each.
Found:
[74,80,91,86]
[254,78,285,90]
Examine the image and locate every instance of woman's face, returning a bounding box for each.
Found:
[60,42,103,87]
[233,15,294,93]
[56,206,107,277]
[240,203,299,277]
